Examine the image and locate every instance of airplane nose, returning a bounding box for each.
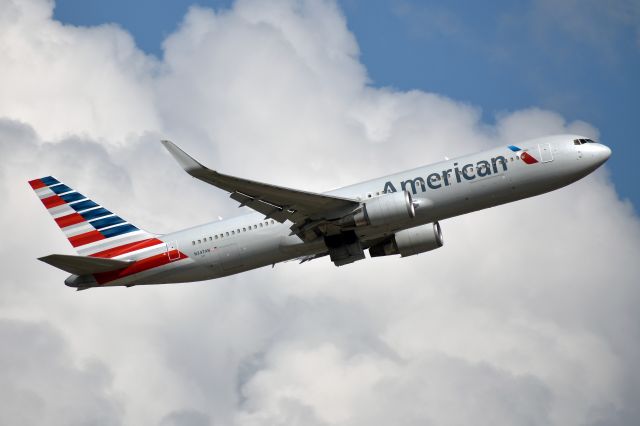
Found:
[585,143,612,169]
[597,144,612,162]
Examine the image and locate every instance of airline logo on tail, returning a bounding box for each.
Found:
[28,176,155,256]
[29,176,186,287]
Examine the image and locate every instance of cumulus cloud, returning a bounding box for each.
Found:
[1,0,639,425]
[0,319,121,426]
[0,0,159,143]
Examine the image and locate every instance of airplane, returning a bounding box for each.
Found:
[30,135,611,289]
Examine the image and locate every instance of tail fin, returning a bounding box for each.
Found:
[29,176,160,258]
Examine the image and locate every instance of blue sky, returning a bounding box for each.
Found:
[53,0,639,210]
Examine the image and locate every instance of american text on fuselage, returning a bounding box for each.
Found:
[382,155,509,195]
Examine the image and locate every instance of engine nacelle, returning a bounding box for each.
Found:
[369,222,443,257]
[341,191,415,228]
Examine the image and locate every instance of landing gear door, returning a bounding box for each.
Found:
[538,143,554,163]
[167,240,180,261]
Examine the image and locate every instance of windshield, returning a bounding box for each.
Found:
[573,138,596,145]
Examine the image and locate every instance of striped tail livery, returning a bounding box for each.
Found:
[30,176,186,289]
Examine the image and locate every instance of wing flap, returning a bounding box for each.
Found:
[39,254,133,276]
[229,191,304,223]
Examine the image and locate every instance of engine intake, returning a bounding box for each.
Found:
[341,191,415,228]
[369,222,443,257]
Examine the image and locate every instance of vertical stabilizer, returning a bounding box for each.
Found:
[28,176,164,259]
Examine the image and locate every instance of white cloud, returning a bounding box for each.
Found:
[0,0,160,143]
[0,319,122,426]
[1,0,639,425]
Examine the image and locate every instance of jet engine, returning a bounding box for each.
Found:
[340,190,416,228]
[369,222,443,257]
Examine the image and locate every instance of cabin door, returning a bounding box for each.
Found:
[166,240,180,261]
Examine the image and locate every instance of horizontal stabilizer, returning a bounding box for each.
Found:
[38,254,133,276]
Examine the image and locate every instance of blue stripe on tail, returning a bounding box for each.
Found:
[41,176,59,186]
[80,207,112,221]
[100,224,138,238]
[90,216,126,230]
[60,192,85,203]
[50,184,73,194]
[70,200,99,212]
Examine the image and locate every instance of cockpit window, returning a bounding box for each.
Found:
[574,138,597,145]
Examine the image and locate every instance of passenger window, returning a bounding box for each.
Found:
[243,227,246,232]
[270,220,275,225]
[226,232,229,236]
[259,223,263,228]
[215,235,218,240]
[198,239,201,244]
[237,229,240,233]
[192,241,195,245]
[209,237,212,241]
[254,225,257,229]
[232,231,235,235]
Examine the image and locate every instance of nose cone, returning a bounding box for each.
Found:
[594,143,612,166]
[576,142,611,173]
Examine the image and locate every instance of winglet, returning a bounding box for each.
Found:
[160,140,207,173]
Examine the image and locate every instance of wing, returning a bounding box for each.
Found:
[161,140,359,239]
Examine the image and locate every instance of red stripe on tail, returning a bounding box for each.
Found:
[69,230,105,247]
[29,179,46,189]
[41,195,66,209]
[55,213,86,228]
[89,238,164,259]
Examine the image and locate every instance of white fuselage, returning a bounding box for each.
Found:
[101,134,610,286]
